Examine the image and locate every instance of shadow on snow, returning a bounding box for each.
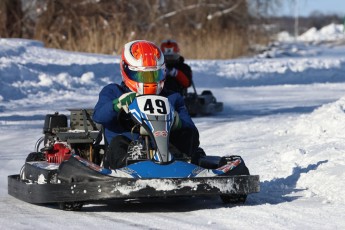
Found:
[250,160,328,205]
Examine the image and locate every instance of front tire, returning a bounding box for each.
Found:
[220,194,247,204]
[59,202,84,211]
[219,155,249,204]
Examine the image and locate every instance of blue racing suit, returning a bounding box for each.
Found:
[93,82,197,144]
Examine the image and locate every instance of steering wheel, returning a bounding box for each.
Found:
[117,108,137,132]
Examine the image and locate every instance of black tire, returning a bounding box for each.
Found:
[25,152,45,162]
[219,155,249,204]
[220,194,247,204]
[59,202,84,211]
[201,90,212,96]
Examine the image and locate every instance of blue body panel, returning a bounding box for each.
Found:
[72,155,230,179]
[125,160,202,178]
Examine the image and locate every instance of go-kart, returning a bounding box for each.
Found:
[184,82,223,117]
[8,95,259,210]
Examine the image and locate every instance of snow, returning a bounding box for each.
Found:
[277,23,345,43]
[1,24,345,229]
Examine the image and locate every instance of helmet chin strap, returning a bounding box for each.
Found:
[158,81,164,94]
[137,83,144,95]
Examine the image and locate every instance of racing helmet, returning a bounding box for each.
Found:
[121,40,166,95]
[160,39,180,61]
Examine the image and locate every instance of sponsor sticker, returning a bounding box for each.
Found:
[154,130,168,137]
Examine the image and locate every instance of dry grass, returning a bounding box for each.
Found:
[1,0,268,59]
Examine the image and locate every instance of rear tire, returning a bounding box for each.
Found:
[25,152,45,162]
[201,90,212,96]
[19,165,26,180]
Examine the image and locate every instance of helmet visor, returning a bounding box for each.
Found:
[124,65,165,83]
[164,53,180,61]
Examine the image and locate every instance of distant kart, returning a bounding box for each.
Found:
[8,95,258,211]
[184,81,223,117]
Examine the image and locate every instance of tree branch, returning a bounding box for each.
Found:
[207,0,243,20]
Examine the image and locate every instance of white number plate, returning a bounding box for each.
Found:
[136,95,170,115]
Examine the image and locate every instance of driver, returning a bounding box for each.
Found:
[93,40,204,169]
[160,39,192,96]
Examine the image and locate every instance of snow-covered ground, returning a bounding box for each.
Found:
[1,25,345,229]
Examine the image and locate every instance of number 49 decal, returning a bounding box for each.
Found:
[136,95,171,115]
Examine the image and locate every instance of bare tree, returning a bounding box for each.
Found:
[1,0,285,59]
[0,0,23,37]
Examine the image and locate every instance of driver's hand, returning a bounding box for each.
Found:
[113,92,136,113]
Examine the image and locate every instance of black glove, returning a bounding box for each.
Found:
[166,68,178,77]
[172,111,182,130]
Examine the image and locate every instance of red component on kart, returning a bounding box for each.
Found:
[46,142,71,164]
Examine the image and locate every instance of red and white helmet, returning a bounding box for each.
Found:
[160,39,180,61]
[120,40,165,95]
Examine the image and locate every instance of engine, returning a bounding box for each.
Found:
[45,142,72,164]
[38,110,104,165]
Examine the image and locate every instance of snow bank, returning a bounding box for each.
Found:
[290,97,345,203]
[0,38,120,101]
[299,23,345,43]
[2,30,345,103]
[277,23,345,43]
